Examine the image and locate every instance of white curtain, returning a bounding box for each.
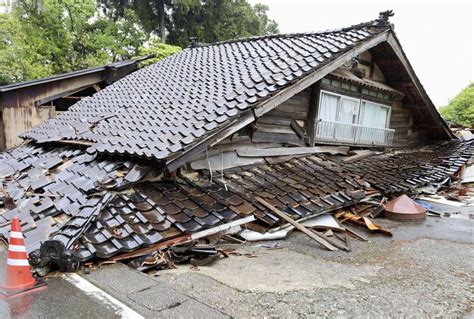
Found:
[360,101,380,127]
[319,93,338,121]
[338,98,359,124]
[360,101,389,128]
[376,106,389,128]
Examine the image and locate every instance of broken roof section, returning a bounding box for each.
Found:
[1,140,472,270]
[21,11,453,169]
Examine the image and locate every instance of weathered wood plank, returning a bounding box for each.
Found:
[307,82,320,145]
[342,150,375,162]
[266,108,308,120]
[255,123,296,134]
[252,131,303,144]
[291,119,306,139]
[236,146,350,157]
[195,142,280,159]
[257,116,292,126]
[190,151,265,171]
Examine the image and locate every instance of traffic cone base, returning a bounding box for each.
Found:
[0,278,47,300]
[0,216,47,299]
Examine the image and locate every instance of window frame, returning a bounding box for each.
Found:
[359,99,392,129]
[317,90,392,129]
[317,90,361,124]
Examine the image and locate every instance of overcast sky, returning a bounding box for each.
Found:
[249,0,473,107]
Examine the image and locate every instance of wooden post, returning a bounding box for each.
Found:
[307,82,320,146]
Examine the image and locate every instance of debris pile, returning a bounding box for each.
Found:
[1,140,471,275]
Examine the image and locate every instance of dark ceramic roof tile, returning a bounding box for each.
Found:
[22,24,389,161]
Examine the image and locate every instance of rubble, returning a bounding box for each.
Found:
[0,140,471,275]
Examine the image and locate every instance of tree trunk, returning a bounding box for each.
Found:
[157,0,166,43]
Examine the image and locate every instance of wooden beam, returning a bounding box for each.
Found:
[236,146,349,157]
[256,197,337,251]
[307,82,320,145]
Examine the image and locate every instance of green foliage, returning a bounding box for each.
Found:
[137,38,182,67]
[166,0,279,47]
[99,0,279,47]
[440,83,474,127]
[0,0,279,85]
[0,0,147,85]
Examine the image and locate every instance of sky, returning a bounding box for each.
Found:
[249,0,473,107]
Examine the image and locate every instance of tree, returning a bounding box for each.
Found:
[0,0,147,85]
[136,37,182,67]
[439,83,474,127]
[99,0,170,42]
[167,0,279,47]
[99,0,279,47]
[0,0,279,85]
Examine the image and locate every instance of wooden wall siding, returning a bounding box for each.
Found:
[389,100,411,146]
[2,105,55,149]
[0,110,5,149]
[252,88,310,145]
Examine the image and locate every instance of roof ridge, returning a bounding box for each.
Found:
[189,10,394,49]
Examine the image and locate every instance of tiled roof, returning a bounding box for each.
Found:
[341,141,474,194]
[1,140,472,268]
[21,22,390,162]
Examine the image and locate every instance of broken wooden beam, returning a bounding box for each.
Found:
[342,150,375,162]
[111,235,191,261]
[255,197,337,251]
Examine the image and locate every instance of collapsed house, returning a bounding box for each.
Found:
[0,11,472,273]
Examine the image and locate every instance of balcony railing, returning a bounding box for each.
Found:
[314,120,395,146]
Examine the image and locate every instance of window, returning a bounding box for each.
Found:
[318,91,390,128]
[316,91,393,145]
[359,101,390,128]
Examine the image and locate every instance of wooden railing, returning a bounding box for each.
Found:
[314,120,395,146]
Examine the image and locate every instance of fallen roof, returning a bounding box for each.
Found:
[22,23,387,161]
[1,140,472,269]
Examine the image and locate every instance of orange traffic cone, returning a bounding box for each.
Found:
[0,217,46,299]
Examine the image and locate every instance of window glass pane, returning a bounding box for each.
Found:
[377,106,389,128]
[360,101,379,127]
[319,92,339,121]
[338,98,359,124]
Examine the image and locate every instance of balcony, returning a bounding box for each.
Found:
[314,120,395,146]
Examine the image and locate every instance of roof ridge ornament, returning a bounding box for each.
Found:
[376,10,394,27]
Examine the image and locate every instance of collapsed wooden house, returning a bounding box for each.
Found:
[0,11,471,272]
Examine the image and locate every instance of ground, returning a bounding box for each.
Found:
[0,202,473,318]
